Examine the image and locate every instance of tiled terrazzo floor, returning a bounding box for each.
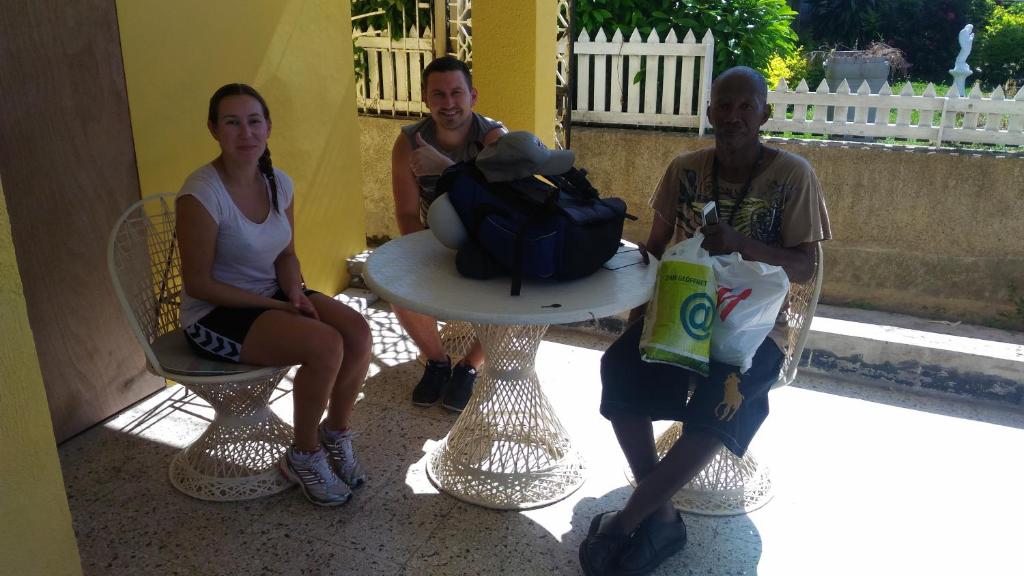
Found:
[59,301,1024,575]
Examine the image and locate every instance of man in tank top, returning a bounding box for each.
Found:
[390,56,506,412]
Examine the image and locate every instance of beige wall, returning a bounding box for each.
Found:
[360,119,1024,327]
[572,128,1024,326]
[360,116,402,242]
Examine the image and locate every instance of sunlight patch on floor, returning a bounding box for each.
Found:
[404,439,445,496]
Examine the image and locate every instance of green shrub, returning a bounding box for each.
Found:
[974,3,1024,87]
[766,48,812,88]
[575,0,800,77]
[1003,281,1024,326]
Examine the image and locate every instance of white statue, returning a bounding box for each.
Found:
[954,24,974,71]
[950,24,974,97]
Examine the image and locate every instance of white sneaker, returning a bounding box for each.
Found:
[279,447,352,506]
[319,423,367,488]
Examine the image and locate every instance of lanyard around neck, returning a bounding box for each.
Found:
[711,145,765,226]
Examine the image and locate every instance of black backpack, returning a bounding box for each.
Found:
[436,161,634,295]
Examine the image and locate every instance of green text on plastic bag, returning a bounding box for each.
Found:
[641,260,716,375]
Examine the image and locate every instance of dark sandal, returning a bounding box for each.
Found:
[588,510,619,537]
[616,510,687,576]
[580,512,629,576]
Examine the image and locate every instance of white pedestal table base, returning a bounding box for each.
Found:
[426,324,586,510]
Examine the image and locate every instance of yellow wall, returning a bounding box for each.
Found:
[0,177,82,575]
[473,1,558,146]
[116,0,365,294]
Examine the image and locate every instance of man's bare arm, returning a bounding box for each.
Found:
[643,214,675,261]
[482,125,508,147]
[702,222,816,283]
[736,238,816,284]
[392,133,424,235]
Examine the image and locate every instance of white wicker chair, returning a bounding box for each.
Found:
[628,244,823,515]
[108,193,293,501]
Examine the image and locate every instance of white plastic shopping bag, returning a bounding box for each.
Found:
[709,252,790,373]
[640,233,717,376]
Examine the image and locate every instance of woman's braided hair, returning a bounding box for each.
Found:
[208,83,279,212]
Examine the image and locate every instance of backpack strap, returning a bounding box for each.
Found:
[508,201,557,296]
[511,225,525,296]
[547,169,638,221]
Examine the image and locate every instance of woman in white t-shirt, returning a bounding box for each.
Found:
[177,83,370,507]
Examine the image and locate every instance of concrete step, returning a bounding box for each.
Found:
[799,305,1024,409]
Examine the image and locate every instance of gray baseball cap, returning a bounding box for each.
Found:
[475,131,575,182]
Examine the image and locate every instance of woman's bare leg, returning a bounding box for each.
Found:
[241,310,343,451]
[308,294,372,430]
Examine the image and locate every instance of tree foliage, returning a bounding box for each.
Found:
[574,0,800,76]
[974,3,1024,87]
[805,0,997,83]
[806,0,883,48]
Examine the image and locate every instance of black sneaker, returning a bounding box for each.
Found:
[412,358,451,406]
[442,364,477,412]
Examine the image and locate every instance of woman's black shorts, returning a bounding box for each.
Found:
[183,288,320,363]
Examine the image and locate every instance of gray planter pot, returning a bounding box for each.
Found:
[825,51,890,124]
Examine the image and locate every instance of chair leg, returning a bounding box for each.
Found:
[169,370,294,501]
[441,321,477,365]
[625,421,773,516]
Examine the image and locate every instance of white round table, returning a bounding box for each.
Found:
[364,230,656,509]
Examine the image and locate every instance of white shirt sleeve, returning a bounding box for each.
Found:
[177,165,225,225]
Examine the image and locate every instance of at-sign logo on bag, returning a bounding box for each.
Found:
[679,292,715,341]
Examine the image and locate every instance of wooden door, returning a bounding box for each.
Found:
[0,0,163,441]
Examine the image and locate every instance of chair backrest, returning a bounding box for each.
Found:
[107,193,183,373]
[775,242,824,388]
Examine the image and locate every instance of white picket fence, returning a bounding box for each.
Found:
[354,26,435,115]
[765,79,1024,147]
[570,28,715,134]
[352,0,466,116]
[352,14,1023,148]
